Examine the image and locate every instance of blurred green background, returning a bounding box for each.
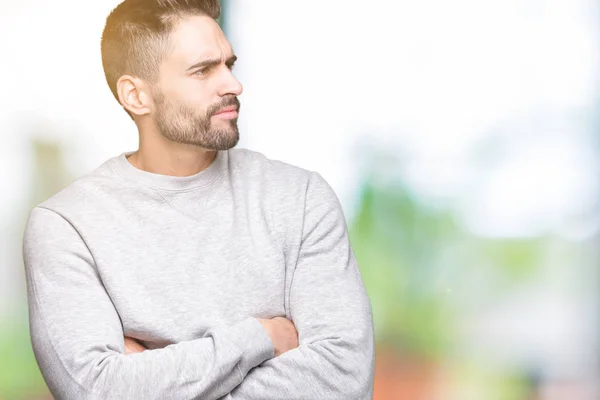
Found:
[1,0,599,399]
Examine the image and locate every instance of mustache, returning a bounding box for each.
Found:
[207,96,240,117]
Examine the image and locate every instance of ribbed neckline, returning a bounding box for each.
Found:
[112,150,227,191]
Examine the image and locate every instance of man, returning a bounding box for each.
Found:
[22,0,375,398]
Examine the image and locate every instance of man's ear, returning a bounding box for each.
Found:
[116,75,151,117]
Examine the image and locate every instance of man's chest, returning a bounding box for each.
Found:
[86,214,288,347]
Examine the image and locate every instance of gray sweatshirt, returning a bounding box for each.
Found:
[22,148,375,400]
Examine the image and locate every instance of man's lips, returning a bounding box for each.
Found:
[213,106,239,119]
[214,106,238,115]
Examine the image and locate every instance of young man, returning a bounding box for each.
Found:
[22,0,375,398]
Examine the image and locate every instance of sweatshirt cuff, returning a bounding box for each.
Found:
[227,317,275,374]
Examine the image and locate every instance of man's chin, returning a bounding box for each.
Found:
[200,130,239,150]
[211,117,239,128]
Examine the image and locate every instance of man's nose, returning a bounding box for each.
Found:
[218,69,243,97]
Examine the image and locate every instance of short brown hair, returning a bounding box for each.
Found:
[101,0,221,111]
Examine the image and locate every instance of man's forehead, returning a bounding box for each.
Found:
[167,15,233,65]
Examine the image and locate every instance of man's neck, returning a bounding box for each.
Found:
[127,135,217,178]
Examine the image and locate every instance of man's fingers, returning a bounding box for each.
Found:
[124,336,147,355]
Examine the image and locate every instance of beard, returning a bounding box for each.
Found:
[152,90,240,150]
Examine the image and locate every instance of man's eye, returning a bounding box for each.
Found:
[194,69,206,76]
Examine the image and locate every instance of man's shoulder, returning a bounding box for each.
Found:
[34,154,123,217]
[229,147,314,184]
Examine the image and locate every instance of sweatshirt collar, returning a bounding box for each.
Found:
[113,150,227,191]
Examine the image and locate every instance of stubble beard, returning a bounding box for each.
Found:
[153,91,240,150]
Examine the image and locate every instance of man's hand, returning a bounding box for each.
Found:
[256,317,298,357]
[123,317,298,357]
[124,336,147,355]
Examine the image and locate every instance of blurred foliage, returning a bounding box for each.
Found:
[350,180,456,359]
[0,316,47,399]
[349,176,544,362]
[476,238,546,283]
[28,139,74,209]
[439,359,535,400]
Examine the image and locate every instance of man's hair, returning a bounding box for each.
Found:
[101,0,221,110]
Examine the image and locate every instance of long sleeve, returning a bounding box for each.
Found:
[22,206,274,400]
[222,172,375,400]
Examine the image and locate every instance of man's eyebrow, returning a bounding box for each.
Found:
[225,55,238,66]
[187,55,237,71]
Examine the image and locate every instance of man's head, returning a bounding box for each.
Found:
[101,0,242,150]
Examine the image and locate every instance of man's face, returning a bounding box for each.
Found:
[150,15,242,150]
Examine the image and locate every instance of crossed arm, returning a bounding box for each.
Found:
[23,172,375,399]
